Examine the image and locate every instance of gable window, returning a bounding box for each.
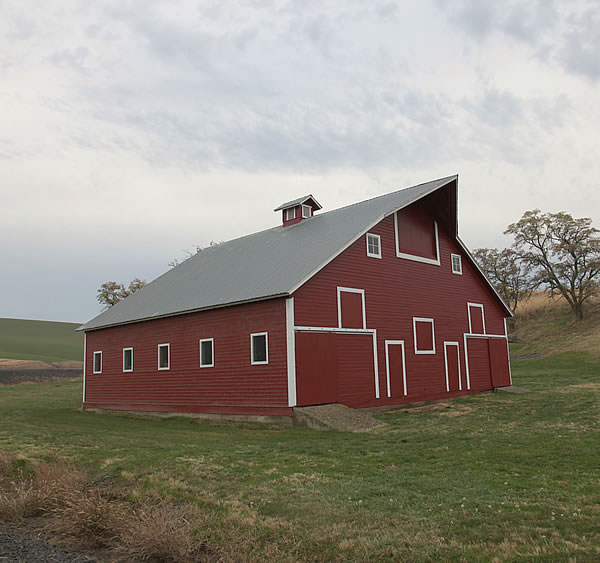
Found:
[251,332,269,365]
[413,318,436,355]
[93,351,102,374]
[302,204,311,218]
[366,233,382,259]
[123,348,133,372]
[158,343,170,370]
[337,287,366,329]
[451,254,462,275]
[394,202,440,266]
[200,338,214,368]
[285,207,296,221]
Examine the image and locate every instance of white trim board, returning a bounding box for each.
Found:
[413,317,436,355]
[394,214,441,266]
[443,341,461,392]
[385,340,407,397]
[294,325,380,399]
[467,302,486,335]
[82,333,87,403]
[286,298,297,407]
[337,286,367,329]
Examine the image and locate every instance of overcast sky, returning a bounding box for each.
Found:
[2,0,599,323]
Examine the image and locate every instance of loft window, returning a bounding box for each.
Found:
[200,338,214,368]
[123,348,133,372]
[366,233,382,259]
[451,254,462,275]
[302,204,312,218]
[93,351,102,374]
[158,343,170,370]
[413,318,436,355]
[251,332,269,365]
[285,207,296,221]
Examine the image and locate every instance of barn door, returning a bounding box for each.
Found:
[489,338,511,387]
[444,342,462,392]
[385,341,406,397]
[466,337,493,392]
[295,332,337,406]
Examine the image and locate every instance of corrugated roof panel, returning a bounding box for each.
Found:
[79,176,457,331]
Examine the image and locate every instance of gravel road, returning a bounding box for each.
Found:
[0,525,95,562]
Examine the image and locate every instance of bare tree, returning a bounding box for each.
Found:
[472,247,536,312]
[168,241,223,268]
[505,210,600,320]
[97,278,146,310]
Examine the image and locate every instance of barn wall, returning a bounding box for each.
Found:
[84,298,290,416]
[292,194,510,407]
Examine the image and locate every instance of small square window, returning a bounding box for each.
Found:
[200,338,214,368]
[302,204,311,218]
[285,207,296,221]
[451,253,462,275]
[93,351,102,374]
[251,332,269,365]
[158,343,170,370]
[123,348,133,372]
[366,233,382,259]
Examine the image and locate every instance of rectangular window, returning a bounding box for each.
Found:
[302,204,311,218]
[337,287,366,329]
[451,253,462,274]
[394,202,440,265]
[413,318,436,355]
[123,347,133,372]
[366,233,382,258]
[200,338,214,368]
[251,332,269,365]
[285,207,296,221]
[158,343,170,370]
[93,351,102,374]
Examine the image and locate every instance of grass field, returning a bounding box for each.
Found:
[0,318,83,363]
[0,353,598,560]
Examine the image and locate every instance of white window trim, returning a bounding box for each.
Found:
[385,340,407,398]
[336,286,367,329]
[451,253,463,275]
[158,343,170,370]
[413,317,436,355]
[122,347,133,373]
[394,213,441,265]
[250,332,269,365]
[199,338,214,368]
[93,351,102,374]
[467,303,486,334]
[285,207,296,221]
[366,233,382,259]
[301,204,311,218]
[443,342,461,392]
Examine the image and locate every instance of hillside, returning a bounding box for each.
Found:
[510,292,600,358]
[0,318,83,363]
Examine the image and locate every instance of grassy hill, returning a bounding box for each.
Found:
[510,293,600,358]
[0,318,83,363]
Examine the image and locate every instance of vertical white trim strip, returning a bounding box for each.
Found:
[286,298,297,407]
[372,330,380,399]
[443,342,461,392]
[82,333,86,404]
[463,334,471,390]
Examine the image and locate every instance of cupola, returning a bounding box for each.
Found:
[274,194,322,226]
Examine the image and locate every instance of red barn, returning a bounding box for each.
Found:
[79,176,512,418]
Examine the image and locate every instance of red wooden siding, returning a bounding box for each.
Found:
[489,338,511,387]
[445,344,461,392]
[295,332,336,405]
[292,186,510,407]
[335,333,376,406]
[466,338,493,391]
[84,298,290,416]
[387,343,406,398]
[395,200,437,259]
[339,291,364,328]
[414,319,434,352]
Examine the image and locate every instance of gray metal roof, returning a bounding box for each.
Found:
[80,176,463,331]
[273,194,322,211]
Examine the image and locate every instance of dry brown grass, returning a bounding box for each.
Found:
[0,451,18,477]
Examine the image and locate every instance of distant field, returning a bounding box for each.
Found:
[0,318,83,363]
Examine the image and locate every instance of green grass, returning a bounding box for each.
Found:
[0,317,83,363]
[0,353,598,560]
